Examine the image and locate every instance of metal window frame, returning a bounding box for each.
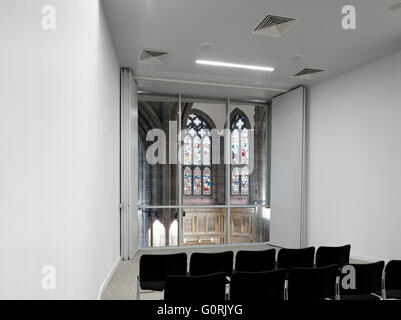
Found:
[137,94,270,249]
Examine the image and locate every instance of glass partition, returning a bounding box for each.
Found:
[137,94,270,248]
[138,208,179,248]
[138,96,179,206]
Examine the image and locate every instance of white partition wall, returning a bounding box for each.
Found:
[270,87,306,248]
[120,69,139,260]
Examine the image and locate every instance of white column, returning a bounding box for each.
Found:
[270,87,306,248]
[120,68,139,259]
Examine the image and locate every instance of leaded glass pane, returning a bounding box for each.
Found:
[232,167,240,195]
[184,166,192,195]
[203,136,211,165]
[193,136,201,165]
[184,135,192,165]
[232,129,240,165]
[241,129,249,164]
[203,167,211,195]
[241,167,249,195]
[193,167,202,195]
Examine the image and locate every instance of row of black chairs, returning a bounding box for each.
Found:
[165,265,339,301]
[164,261,401,301]
[137,246,401,300]
[137,245,350,297]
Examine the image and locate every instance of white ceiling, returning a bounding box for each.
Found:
[102,0,401,101]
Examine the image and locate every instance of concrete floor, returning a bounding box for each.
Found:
[101,243,275,300]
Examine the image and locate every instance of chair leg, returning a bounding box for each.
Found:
[335,276,340,300]
[136,279,141,300]
[284,280,288,300]
[382,278,386,300]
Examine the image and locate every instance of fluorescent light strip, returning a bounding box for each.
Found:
[196,60,274,72]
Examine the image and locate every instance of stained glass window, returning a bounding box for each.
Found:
[231,112,250,196]
[203,136,211,166]
[232,167,240,195]
[203,167,211,195]
[241,168,249,195]
[183,113,212,196]
[193,167,202,195]
[241,129,249,165]
[184,135,192,165]
[231,130,240,165]
[231,114,246,131]
[193,136,202,165]
[184,167,192,195]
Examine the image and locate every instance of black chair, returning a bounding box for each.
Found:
[384,260,401,299]
[316,245,351,268]
[277,247,315,271]
[230,269,286,301]
[288,265,338,300]
[189,251,234,277]
[235,249,276,272]
[137,253,187,298]
[339,261,385,300]
[164,272,226,301]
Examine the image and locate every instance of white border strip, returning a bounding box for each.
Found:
[98,256,122,300]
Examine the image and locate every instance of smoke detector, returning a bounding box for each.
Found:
[292,68,325,80]
[252,14,298,38]
[139,49,169,64]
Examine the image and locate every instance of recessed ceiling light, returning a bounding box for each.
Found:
[290,54,303,61]
[200,42,214,49]
[389,2,401,10]
[196,60,274,72]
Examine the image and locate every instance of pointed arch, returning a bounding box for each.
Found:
[183,109,214,196]
[169,220,178,246]
[152,220,166,247]
[229,107,251,130]
[230,108,251,196]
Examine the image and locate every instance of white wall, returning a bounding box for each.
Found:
[0,0,120,299]
[306,50,401,261]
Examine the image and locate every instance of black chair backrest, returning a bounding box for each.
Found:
[139,253,187,283]
[385,260,401,290]
[277,247,315,270]
[288,265,338,300]
[164,272,226,301]
[230,269,286,301]
[189,251,234,276]
[339,261,385,296]
[316,245,351,268]
[235,249,276,272]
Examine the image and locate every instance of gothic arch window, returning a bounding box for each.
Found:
[152,220,166,247]
[231,113,249,195]
[183,113,212,196]
[169,220,178,246]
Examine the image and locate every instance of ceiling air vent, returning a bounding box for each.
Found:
[293,68,325,79]
[252,14,297,38]
[139,49,168,64]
